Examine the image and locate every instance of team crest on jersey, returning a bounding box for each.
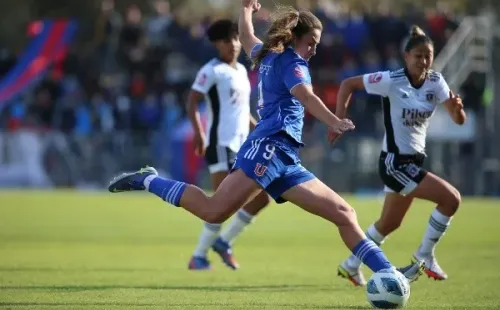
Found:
[294,66,305,78]
[293,66,306,78]
[406,164,420,178]
[368,73,382,84]
[254,163,268,177]
[426,92,434,102]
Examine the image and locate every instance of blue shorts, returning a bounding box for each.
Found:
[231,132,315,203]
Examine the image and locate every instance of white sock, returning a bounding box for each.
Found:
[193,222,221,257]
[416,209,452,258]
[220,209,254,244]
[143,175,157,191]
[346,224,386,269]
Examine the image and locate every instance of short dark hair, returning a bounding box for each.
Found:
[206,19,238,42]
[404,25,433,52]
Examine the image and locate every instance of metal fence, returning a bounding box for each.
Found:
[0,126,491,196]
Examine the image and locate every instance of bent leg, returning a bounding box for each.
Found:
[343,193,414,273]
[179,169,263,223]
[409,173,461,280]
[410,172,461,217]
[220,192,270,243]
[376,193,414,236]
[281,178,393,273]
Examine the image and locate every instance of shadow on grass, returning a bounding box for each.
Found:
[0,267,161,272]
[0,284,330,292]
[1,302,496,309]
[0,302,371,309]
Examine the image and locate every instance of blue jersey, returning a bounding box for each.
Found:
[250,43,312,145]
[229,43,316,204]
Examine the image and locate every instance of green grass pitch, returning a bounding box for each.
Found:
[0,191,499,309]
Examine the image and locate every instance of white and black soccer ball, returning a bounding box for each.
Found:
[366,268,410,309]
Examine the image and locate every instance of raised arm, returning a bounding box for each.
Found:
[239,0,263,57]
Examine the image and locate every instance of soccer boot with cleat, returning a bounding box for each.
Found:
[212,238,240,270]
[188,256,212,270]
[413,254,448,280]
[397,258,425,283]
[337,261,367,286]
[108,166,158,193]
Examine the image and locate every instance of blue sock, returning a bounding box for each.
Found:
[148,177,187,207]
[352,239,393,272]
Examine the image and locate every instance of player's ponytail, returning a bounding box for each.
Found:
[252,5,322,69]
[404,25,433,52]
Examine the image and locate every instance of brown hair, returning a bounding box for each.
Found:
[404,25,433,52]
[252,5,322,69]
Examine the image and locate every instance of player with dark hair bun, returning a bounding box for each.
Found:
[336,25,466,285]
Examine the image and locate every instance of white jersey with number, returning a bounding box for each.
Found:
[363,68,450,154]
[191,58,251,152]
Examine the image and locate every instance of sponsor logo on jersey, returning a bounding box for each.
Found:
[401,108,433,127]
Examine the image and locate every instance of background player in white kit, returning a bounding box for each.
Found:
[333,26,466,285]
[185,19,270,270]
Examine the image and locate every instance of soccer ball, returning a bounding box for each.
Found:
[366,268,410,309]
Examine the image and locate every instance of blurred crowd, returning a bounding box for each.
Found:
[0,0,466,137]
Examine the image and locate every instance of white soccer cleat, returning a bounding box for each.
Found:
[414,254,448,280]
[397,258,424,283]
[337,261,367,286]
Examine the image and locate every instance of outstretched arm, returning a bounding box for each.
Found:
[332,72,390,143]
[239,0,263,57]
[291,84,354,135]
[335,76,366,119]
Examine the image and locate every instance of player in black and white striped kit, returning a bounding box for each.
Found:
[334,26,466,285]
[186,19,270,270]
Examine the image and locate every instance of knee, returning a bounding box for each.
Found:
[242,193,271,216]
[202,200,230,224]
[262,194,271,207]
[336,204,358,227]
[203,212,227,224]
[375,218,401,235]
[254,194,271,212]
[444,188,461,215]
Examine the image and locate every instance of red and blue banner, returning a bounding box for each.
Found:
[0,19,77,105]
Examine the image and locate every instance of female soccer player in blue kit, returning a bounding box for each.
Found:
[108,0,423,281]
